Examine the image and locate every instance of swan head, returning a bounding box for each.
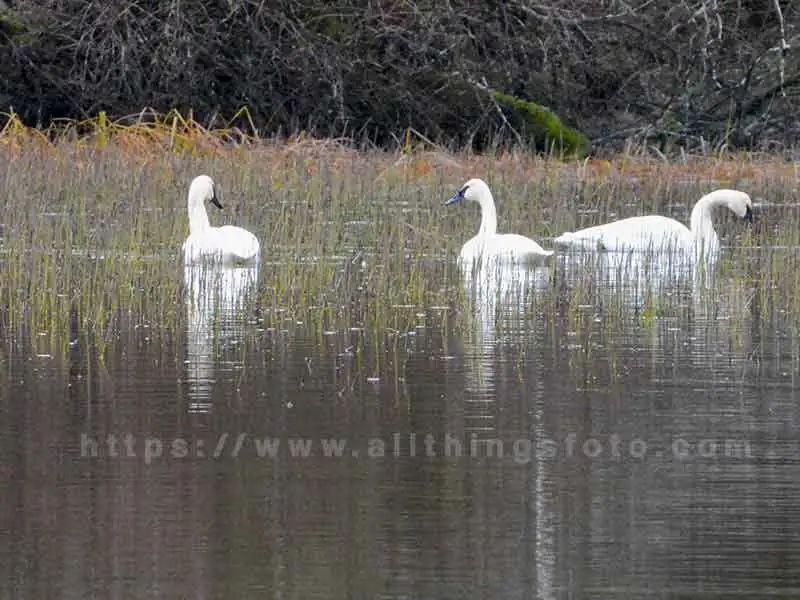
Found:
[705,189,753,221]
[444,178,492,206]
[189,175,224,210]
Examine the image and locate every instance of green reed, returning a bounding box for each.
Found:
[0,118,797,369]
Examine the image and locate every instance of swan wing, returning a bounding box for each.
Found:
[458,234,553,268]
[184,227,261,266]
[498,234,554,258]
[555,216,692,252]
[217,226,261,263]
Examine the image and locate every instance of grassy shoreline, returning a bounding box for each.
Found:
[0,112,798,359]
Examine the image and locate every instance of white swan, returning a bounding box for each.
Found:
[553,189,753,259]
[183,175,261,266]
[445,178,553,266]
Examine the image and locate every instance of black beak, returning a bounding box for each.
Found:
[445,187,467,206]
[743,205,754,222]
[210,186,223,210]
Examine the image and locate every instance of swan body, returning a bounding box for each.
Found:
[446,178,553,266]
[182,175,261,266]
[553,189,753,259]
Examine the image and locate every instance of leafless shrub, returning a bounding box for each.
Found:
[0,0,798,151]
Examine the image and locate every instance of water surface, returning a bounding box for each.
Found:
[1,252,799,599]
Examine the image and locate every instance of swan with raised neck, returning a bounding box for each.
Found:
[183,175,261,266]
[445,178,554,265]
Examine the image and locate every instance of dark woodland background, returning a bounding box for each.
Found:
[0,0,798,152]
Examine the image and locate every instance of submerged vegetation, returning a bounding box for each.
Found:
[0,110,798,366]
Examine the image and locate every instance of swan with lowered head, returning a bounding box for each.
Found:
[183,175,261,266]
[445,178,553,265]
[553,189,753,259]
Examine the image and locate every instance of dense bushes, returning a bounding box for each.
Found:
[0,0,798,152]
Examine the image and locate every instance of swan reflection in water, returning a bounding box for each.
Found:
[555,247,716,310]
[458,256,551,398]
[184,264,259,412]
[456,256,558,599]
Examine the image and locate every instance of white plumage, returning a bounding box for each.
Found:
[182,175,261,266]
[445,178,553,267]
[553,189,753,260]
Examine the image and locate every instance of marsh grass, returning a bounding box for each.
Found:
[0,110,798,365]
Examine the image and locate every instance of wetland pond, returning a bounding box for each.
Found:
[1,246,799,599]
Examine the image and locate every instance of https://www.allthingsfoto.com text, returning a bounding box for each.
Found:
[79,432,754,465]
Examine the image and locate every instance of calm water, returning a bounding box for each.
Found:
[2,252,800,599]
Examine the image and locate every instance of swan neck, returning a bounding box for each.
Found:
[188,198,211,235]
[478,193,498,236]
[689,196,719,255]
